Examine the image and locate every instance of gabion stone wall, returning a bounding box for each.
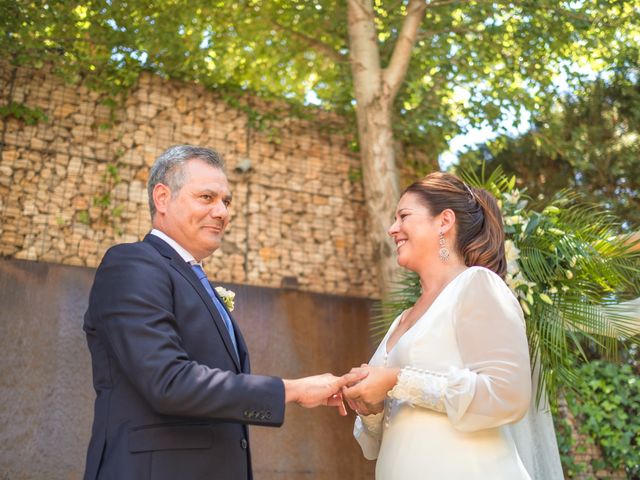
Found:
[0,64,378,297]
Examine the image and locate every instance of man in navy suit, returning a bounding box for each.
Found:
[83,145,358,480]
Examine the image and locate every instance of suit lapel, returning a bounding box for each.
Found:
[144,234,242,371]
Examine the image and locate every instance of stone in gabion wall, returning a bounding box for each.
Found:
[0,64,378,297]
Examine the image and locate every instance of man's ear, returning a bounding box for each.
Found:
[440,208,456,234]
[152,183,171,215]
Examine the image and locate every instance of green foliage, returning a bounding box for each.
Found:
[0,101,48,125]
[458,69,640,229]
[559,360,640,477]
[3,0,639,156]
[76,210,90,225]
[373,167,640,405]
[348,167,363,184]
[92,162,124,234]
[371,270,422,340]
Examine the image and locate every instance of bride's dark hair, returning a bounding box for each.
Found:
[404,172,507,278]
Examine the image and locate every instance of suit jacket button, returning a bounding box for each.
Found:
[240,438,248,449]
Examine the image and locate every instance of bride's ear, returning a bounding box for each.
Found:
[439,208,456,234]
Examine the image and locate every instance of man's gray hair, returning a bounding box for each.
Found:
[147,145,225,219]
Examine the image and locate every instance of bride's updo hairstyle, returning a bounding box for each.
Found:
[404,172,507,278]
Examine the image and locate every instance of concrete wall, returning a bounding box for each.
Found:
[0,258,376,479]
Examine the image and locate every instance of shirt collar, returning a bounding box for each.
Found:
[150,229,198,265]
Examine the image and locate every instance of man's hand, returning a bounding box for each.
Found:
[284,371,368,416]
[342,365,400,416]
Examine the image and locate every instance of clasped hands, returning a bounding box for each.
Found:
[342,365,400,416]
[285,365,399,417]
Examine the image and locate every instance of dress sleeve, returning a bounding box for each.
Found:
[388,268,531,432]
[352,314,403,459]
[353,412,384,460]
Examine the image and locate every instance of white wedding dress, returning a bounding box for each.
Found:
[354,266,564,479]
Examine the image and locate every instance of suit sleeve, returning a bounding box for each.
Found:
[87,243,285,425]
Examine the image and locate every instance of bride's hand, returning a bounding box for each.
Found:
[342,365,400,414]
[344,396,384,416]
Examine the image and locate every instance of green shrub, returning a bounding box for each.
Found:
[559,360,640,478]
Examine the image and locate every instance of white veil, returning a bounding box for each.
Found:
[506,361,564,480]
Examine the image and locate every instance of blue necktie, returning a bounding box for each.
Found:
[190,264,239,360]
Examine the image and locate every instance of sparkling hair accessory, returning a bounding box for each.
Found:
[463,182,477,201]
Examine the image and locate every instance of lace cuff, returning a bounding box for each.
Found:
[357,411,384,437]
[388,366,447,412]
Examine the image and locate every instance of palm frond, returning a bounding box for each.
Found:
[370,270,420,340]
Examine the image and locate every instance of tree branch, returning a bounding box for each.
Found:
[383,0,427,100]
[424,0,515,10]
[550,6,592,23]
[426,0,471,9]
[347,0,383,104]
[416,26,481,40]
[269,19,347,64]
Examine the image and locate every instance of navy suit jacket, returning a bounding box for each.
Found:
[83,234,285,480]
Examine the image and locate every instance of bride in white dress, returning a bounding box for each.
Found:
[343,172,563,479]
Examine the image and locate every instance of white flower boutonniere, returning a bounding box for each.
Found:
[215,286,235,312]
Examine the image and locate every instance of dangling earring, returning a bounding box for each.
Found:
[439,230,450,262]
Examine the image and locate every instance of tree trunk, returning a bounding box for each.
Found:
[347,0,426,295]
[356,98,401,295]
